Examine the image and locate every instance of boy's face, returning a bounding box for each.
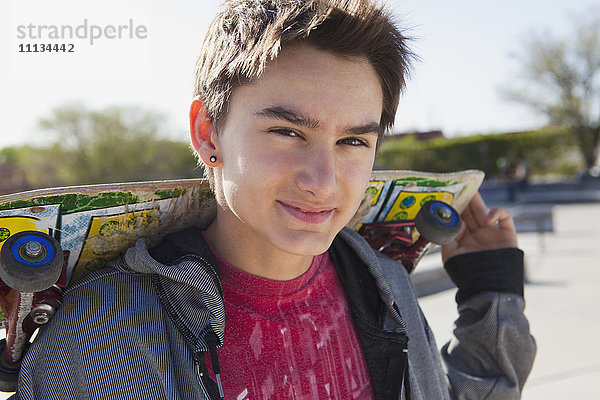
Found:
[211,45,382,258]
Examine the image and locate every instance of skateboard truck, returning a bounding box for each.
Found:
[0,231,66,392]
[359,200,461,273]
[29,303,57,325]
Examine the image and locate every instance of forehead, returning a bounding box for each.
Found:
[224,45,383,128]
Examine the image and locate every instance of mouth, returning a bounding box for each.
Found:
[277,201,335,224]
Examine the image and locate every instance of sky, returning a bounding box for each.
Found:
[1,0,598,150]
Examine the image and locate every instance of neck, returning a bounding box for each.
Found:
[204,219,314,281]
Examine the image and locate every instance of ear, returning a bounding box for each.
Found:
[190,97,213,150]
[189,97,221,165]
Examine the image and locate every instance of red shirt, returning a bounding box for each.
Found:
[209,247,375,400]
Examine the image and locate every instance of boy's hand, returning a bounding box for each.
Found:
[441,193,518,264]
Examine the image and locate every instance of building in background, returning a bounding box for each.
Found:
[385,130,445,142]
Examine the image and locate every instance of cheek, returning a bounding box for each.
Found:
[350,171,372,208]
[345,147,376,179]
[339,154,376,209]
[220,141,288,206]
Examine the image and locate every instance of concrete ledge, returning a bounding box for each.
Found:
[411,250,456,297]
[412,265,455,297]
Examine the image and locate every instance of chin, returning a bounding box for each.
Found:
[276,229,338,256]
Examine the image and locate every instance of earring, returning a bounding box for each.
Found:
[209,155,217,163]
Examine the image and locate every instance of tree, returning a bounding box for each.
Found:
[38,103,199,185]
[505,11,600,175]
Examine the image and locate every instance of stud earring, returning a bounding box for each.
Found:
[209,155,217,163]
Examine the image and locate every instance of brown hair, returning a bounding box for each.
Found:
[193,0,414,168]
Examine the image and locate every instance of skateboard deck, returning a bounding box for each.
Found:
[0,169,483,287]
[0,179,216,285]
[0,169,483,391]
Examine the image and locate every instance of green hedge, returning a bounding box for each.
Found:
[0,140,200,191]
[376,128,581,177]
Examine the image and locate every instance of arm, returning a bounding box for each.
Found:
[11,268,186,400]
[11,291,100,400]
[438,194,536,399]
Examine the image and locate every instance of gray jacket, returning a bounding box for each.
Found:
[12,227,535,400]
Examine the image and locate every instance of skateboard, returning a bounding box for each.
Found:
[0,169,483,391]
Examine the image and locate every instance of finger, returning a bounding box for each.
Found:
[441,223,466,263]
[454,221,467,242]
[469,192,490,227]
[461,204,479,231]
[488,208,517,232]
[487,207,511,225]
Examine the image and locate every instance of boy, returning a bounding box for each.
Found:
[13,0,535,399]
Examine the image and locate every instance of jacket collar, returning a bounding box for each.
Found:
[123,227,406,349]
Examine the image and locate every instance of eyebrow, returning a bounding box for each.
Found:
[342,122,381,136]
[254,105,380,136]
[255,106,320,130]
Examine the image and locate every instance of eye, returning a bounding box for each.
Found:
[338,137,369,147]
[270,128,301,138]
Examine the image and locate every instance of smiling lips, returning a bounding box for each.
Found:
[278,201,335,224]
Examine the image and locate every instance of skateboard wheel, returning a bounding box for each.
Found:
[415,201,461,245]
[0,231,64,293]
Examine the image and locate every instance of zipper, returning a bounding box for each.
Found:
[194,354,209,398]
[402,348,411,400]
[194,352,213,400]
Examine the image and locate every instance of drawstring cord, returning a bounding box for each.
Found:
[204,331,224,399]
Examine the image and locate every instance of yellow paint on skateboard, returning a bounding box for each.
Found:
[71,209,160,281]
[383,191,455,222]
[365,180,386,206]
[0,217,44,251]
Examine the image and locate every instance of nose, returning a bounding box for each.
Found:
[295,147,337,198]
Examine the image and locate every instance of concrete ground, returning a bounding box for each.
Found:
[417,203,600,399]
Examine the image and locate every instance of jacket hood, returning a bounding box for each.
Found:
[117,227,225,352]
